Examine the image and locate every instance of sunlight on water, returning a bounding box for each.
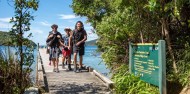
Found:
[80,46,111,78]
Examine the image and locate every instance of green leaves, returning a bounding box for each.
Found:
[0,47,32,93]
[112,64,159,94]
[28,0,39,10]
[146,0,157,11]
[4,0,39,93]
[72,0,190,93]
[71,0,110,27]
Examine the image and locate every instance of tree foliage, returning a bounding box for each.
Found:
[0,0,39,93]
[72,0,190,93]
[0,47,32,94]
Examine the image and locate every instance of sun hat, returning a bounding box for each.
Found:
[64,27,71,31]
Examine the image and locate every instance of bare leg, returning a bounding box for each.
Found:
[62,56,65,64]
[52,58,56,72]
[62,56,66,69]
[74,53,77,71]
[68,56,71,64]
[68,56,72,70]
[52,58,56,68]
[49,54,52,65]
[56,58,59,69]
[74,53,77,65]
[79,55,83,68]
[65,57,68,65]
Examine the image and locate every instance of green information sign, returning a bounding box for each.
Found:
[129,40,166,94]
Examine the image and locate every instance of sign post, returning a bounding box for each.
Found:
[129,40,166,94]
[158,40,166,94]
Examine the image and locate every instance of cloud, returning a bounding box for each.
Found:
[59,14,79,19]
[68,20,75,23]
[0,17,12,29]
[0,22,12,29]
[40,21,51,26]
[58,25,74,30]
[34,30,43,34]
[30,27,44,34]
[0,17,11,22]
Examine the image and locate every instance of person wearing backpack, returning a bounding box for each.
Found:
[46,24,63,73]
[71,21,87,72]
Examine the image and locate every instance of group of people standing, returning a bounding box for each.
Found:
[46,21,87,73]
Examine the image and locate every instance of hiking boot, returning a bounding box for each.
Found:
[78,66,85,72]
[79,66,86,70]
[76,69,81,73]
[77,68,81,72]
[68,64,72,71]
[56,68,59,73]
[62,63,65,69]
[53,68,56,72]
[65,60,68,65]
[74,64,77,72]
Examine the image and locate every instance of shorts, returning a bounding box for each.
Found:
[73,45,85,56]
[50,47,60,59]
[62,49,71,57]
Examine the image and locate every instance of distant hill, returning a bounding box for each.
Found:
[0,31,11,45]
[0,31,37,46]
[85,39,98,46]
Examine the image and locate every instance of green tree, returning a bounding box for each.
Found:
[72,0,190,93]
[9,0,38,93]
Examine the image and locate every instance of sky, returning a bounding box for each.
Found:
[0,0,98,45]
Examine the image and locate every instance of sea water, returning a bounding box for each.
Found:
[0,45,110,83]
[82,46,110,77]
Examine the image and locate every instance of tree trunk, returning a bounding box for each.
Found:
[138,7,144,43]
[19,10,24,94]
[140,31,144,43]
[162,18,178,73]
[161,0,178,73]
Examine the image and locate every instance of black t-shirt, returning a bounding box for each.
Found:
[73,29,87,47]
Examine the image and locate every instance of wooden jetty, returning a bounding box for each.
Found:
[37,48,113,94]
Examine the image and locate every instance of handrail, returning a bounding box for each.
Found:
[35,43,39,86]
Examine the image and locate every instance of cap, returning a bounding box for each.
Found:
[51,24,58,28]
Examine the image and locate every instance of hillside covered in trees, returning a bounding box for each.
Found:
[85,39,97,46]
[0,31,36,46]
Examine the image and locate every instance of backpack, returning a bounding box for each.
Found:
[46,31,62,47]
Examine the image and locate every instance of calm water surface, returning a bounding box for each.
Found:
[0,45,110,83]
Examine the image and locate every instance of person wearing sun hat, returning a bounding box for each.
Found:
[60,27,72,70]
